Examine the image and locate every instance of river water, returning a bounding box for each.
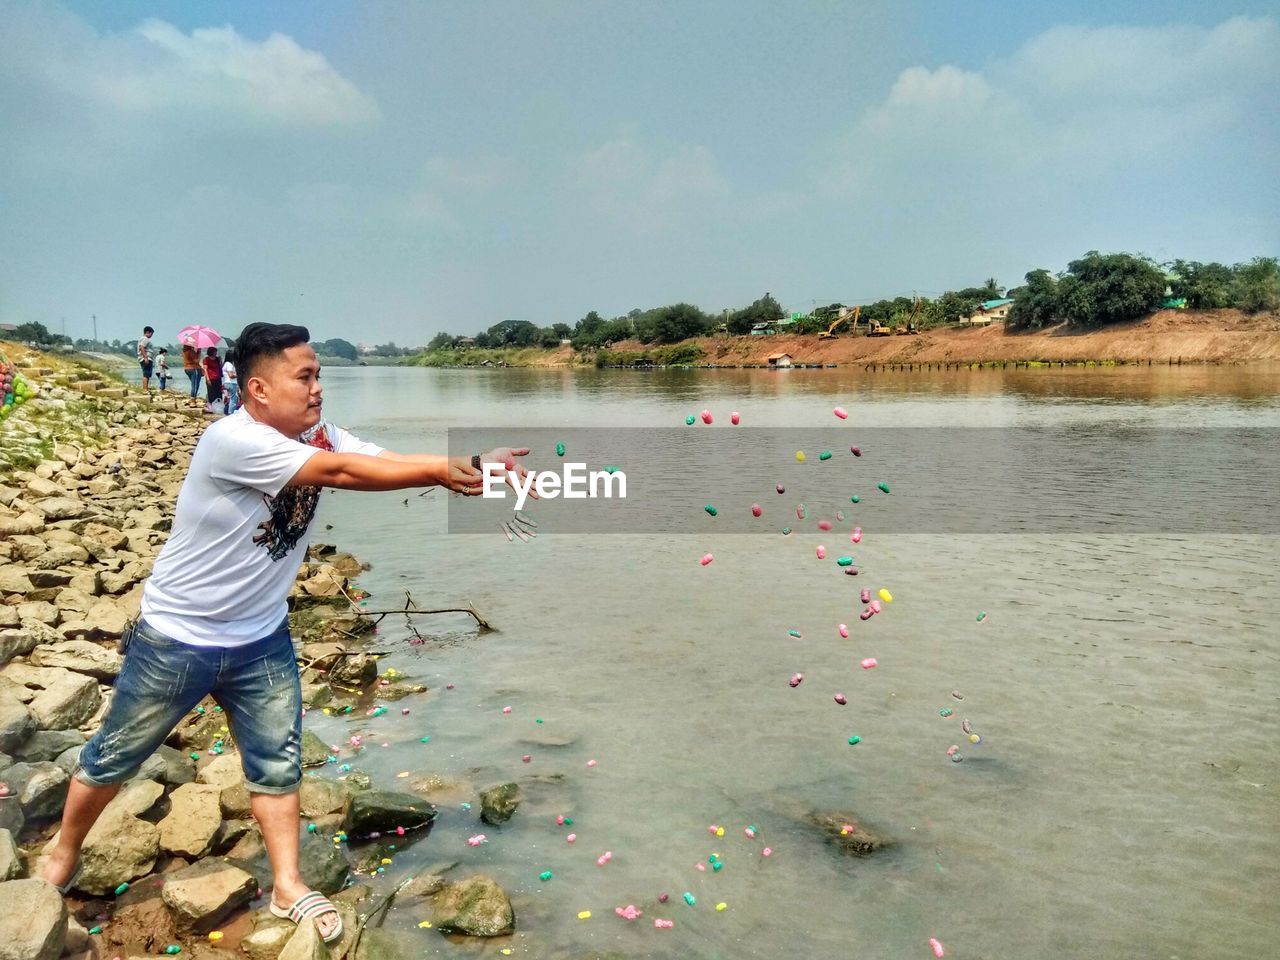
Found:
[301,364,1279,959]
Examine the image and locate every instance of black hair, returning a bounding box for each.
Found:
[143,326,154,335]
[157,347,167,354]
[229,322,311,382]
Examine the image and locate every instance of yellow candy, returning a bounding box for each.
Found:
[208,932,223,942]
[220,726,229,732]
[795,451,806,462]
[417,920,433,928]
[322,708,331,715]
[380,858,392,865]
[969,734,980,743]
[501,951,512,957]
[715,827,724,837]
[577,910,591,920]
[716,902,728,912]
[878,588,893,603]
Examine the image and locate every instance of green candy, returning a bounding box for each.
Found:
[419,736,430,743]
[850,495,860,503]
[604,465,620,474]
[164,947,182,955]
[704,504,717,517]
[847,735,862,745]
[114,882,129,895]
[89,926,102,935]
[781,527,792,535]
[563,816,573,826]
[555,442,565,457]
[940,708,953,717]
[683,892,696,906]
[712,860,723,871]
[539,871,553,881]
[976,611,987,622]
[788,629,802,638]
[819,450,832,461]
[836,556,853,566]
[535,718,543,724]
[877,481,890,494]
[189,752,200,761]
[686,415,696,425]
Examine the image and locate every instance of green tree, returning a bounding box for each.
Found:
[936,291,980,325]
[1232,257,1280,313]
[1056,251,1166,328]
[485,319,541,347]
[1005,269,1059,330]
[1168,260,1235,309]
[726,292,785,335]
[551,323,573,339]
[317,338,358,360]
[427,332,455,350]
[981,277,1003,299]
[13,321,54,344]
[637,303,710,344]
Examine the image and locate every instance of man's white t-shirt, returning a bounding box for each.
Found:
[141,408,383,647]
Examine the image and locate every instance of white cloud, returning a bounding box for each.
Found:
[7,9,378,126]
[576,137,729,232]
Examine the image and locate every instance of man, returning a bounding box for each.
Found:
[222,354,239,413]
[40,322,531,943]
[137,326,154,392]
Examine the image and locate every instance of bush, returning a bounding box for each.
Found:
[1232,257,1280,313]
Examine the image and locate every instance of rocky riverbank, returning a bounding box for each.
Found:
[0,345,516,960]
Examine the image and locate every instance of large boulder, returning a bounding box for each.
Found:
[430,875,514,937]
[0,829,24,880]
[300,730,330,768]
[0,664,101,731]
[30,640,122,680]
[161,858,257,933]
[343,791,436,837]
[0,878,67,960]
[0,688,35,752]
[197,752,245,790]
[33,497,87,521]
[68,782,163,894]
[4,761,69,820]
[478,783,520,826]
[159,783,223,858]
[241,912,295,960]
[277,920,326,960]
[298,835,350,895]
[11,729,84,763]
[299,779,349,819]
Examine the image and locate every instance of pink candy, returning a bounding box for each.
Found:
[869,599,882,614]
[566,833,576,843]
[838,623,849,638]
[744,826,757,838]
[701,410,713,424]
[707,824,720,835]
[836,510,844,522]
[615,905,642,921]
[861,588,871,604]
[860,609,873,621]
[556,815,566,825]
[597,851,613,866]
[946,745,959,757]
[522,754,531,763]
[815,545,826,559]
[699,553,713,566]
[818,520,832,531]
[654,919,674,929]
[789,673,803,688]
[851,527,862,543]
[850,445,862,457]
[834,693,848,705]
[730,412,741,425]
[401,708,410,714]
[446,683,455,690]
[834,406,849,419]
[929,938,946,957]
[587,759,598,767]
[860,658,877,669]
[695,862,706,871]
[751,504,762,517]
[776,483,785,494]
[502,706,512,714]
[467,834,487,846]
[396,826,405,836]
[762,847,772,857]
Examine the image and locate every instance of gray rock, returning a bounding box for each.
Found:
[0,829,23,880]
[11,730,84,763]
[0,688,35,752]
[298,835,350,895]
[343,791,436,836]
[0,629,41,669]
[299,779,348,819]
[69,792,161,893]
[354,929,415,960]
[196,752,244,789]
[328,654,377,686]
[160,858,257,933]
[0,568,33,596]
[5,762,69,820]
[810,810,892,856]
[159,783,223,858]
[277,920,326,960]
[241,913,295,960]
[33,497,87,521]
[0,878,67,960]
[300,730,330,768]
[53,745,82,777]
[152,744,197,785]
[30,671,101,730]
[219,781,252,820]
[479,783,520,826]
[430,875,515,937]
[211,818,255,856]
[0,797,23,836]
[30,640,122,680]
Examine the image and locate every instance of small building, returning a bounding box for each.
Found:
[456,337,477,348]
[963,298,1014,326]
[766,352,794,368]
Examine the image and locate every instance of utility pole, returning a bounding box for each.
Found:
[92,314,97,345]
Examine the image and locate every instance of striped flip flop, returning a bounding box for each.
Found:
[270,890,344,943]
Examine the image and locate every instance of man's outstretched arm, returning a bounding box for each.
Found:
[288,451,478,493]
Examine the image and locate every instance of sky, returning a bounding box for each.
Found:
[1,0,1277,346]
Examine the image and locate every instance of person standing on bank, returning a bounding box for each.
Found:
[155,348,170,391]
[222,354,239,414]
[39,322,533,942]
[202,346,223,414]
[137,326,154,392]
[182,339,202,401]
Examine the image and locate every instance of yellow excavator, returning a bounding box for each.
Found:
[817,305,859,339]
[893,297,923,335]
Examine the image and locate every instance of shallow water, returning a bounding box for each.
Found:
[302,364,1279,959]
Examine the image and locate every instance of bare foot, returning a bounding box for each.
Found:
[38,846,78,889]
[272,878,341,941]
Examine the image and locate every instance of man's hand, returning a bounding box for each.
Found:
[476,447,537,499]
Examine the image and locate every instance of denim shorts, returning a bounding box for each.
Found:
[76,618,303,795]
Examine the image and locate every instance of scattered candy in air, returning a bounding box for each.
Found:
[751,503,762,517]
[578,911,592,920]
[834,693,848,705]
[838,624,849,638]
[705,504,718,516]
[686,415,696,425]
[815,546,826,559]
[976,611,987,622]
[879,588,893,603]
[683,892,696,906]
[860,658,877,669]
[776,483,785,494]
[701,410,713,424]
[795,451,806,462]
[848,735,862,745]
[837,556,853,567]
[700,553,714,566]
[789,673,804,688]
[615,904,642,920]
[851,527,862,543]
[502,706,512,714]
[834,407,848,419]
[929,938,946,958]
[731,411,741,425]
[556,442,565,457]
[655,919,674,929]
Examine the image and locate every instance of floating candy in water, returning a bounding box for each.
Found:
[818,519,832,531]
[836,556,853,567]
[700,553,714,566]
[751,504,762,517]
[705,504,718,517]
[815,546,826,560]
[929,938,946,958]
[695,862,706,872]
[776,483,785,494]
[869,600,882,614]
[744,826,757,838]
[951,752,963,763]
[969,734,982,744]
[701,410,713,424]
[567,833,577,842]
[540,871,553,881]
[762,847,773,856]
[879,588,893,602]
[683,892,696,906]
[796,504,806,519]
[834,407,849,419]
[878,481,890,493]
[946,745,959,757]
[940,708,953,718]
[836,510,844,522]
[838,624,849,638]
[615,904,642,920]
[847,735,862,745]
[655,918,674,929]
[467,834,488,846]
[861,588,871,604]
[795,451,806,462]
[597,851,613,866]
[961,719,972,735]
[587,759,597,767]
[502,706,512,714]
[834,693,848,705]
[731,411,741,425]
[522,755,531,763]
[976,611,987,622]
[685,415,695,425]
[819,450,833,461]
[850,446,862,457]
[843,566,860,576]
[781,527,792,536]
[860,658,877,669]
[850,495,861,503]
[556,815,566,825]
[859,609,873,620]
[789,673,803,688]
[556,442,565,457]
[851,527,862,543]
[952,690,964,700]
[716,902,728,912]
[788,629,803,638]
[578,911,592,920]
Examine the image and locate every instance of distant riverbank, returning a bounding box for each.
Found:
[401,309,1280,369]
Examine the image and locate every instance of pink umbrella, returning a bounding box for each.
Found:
[177,325,223,349]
